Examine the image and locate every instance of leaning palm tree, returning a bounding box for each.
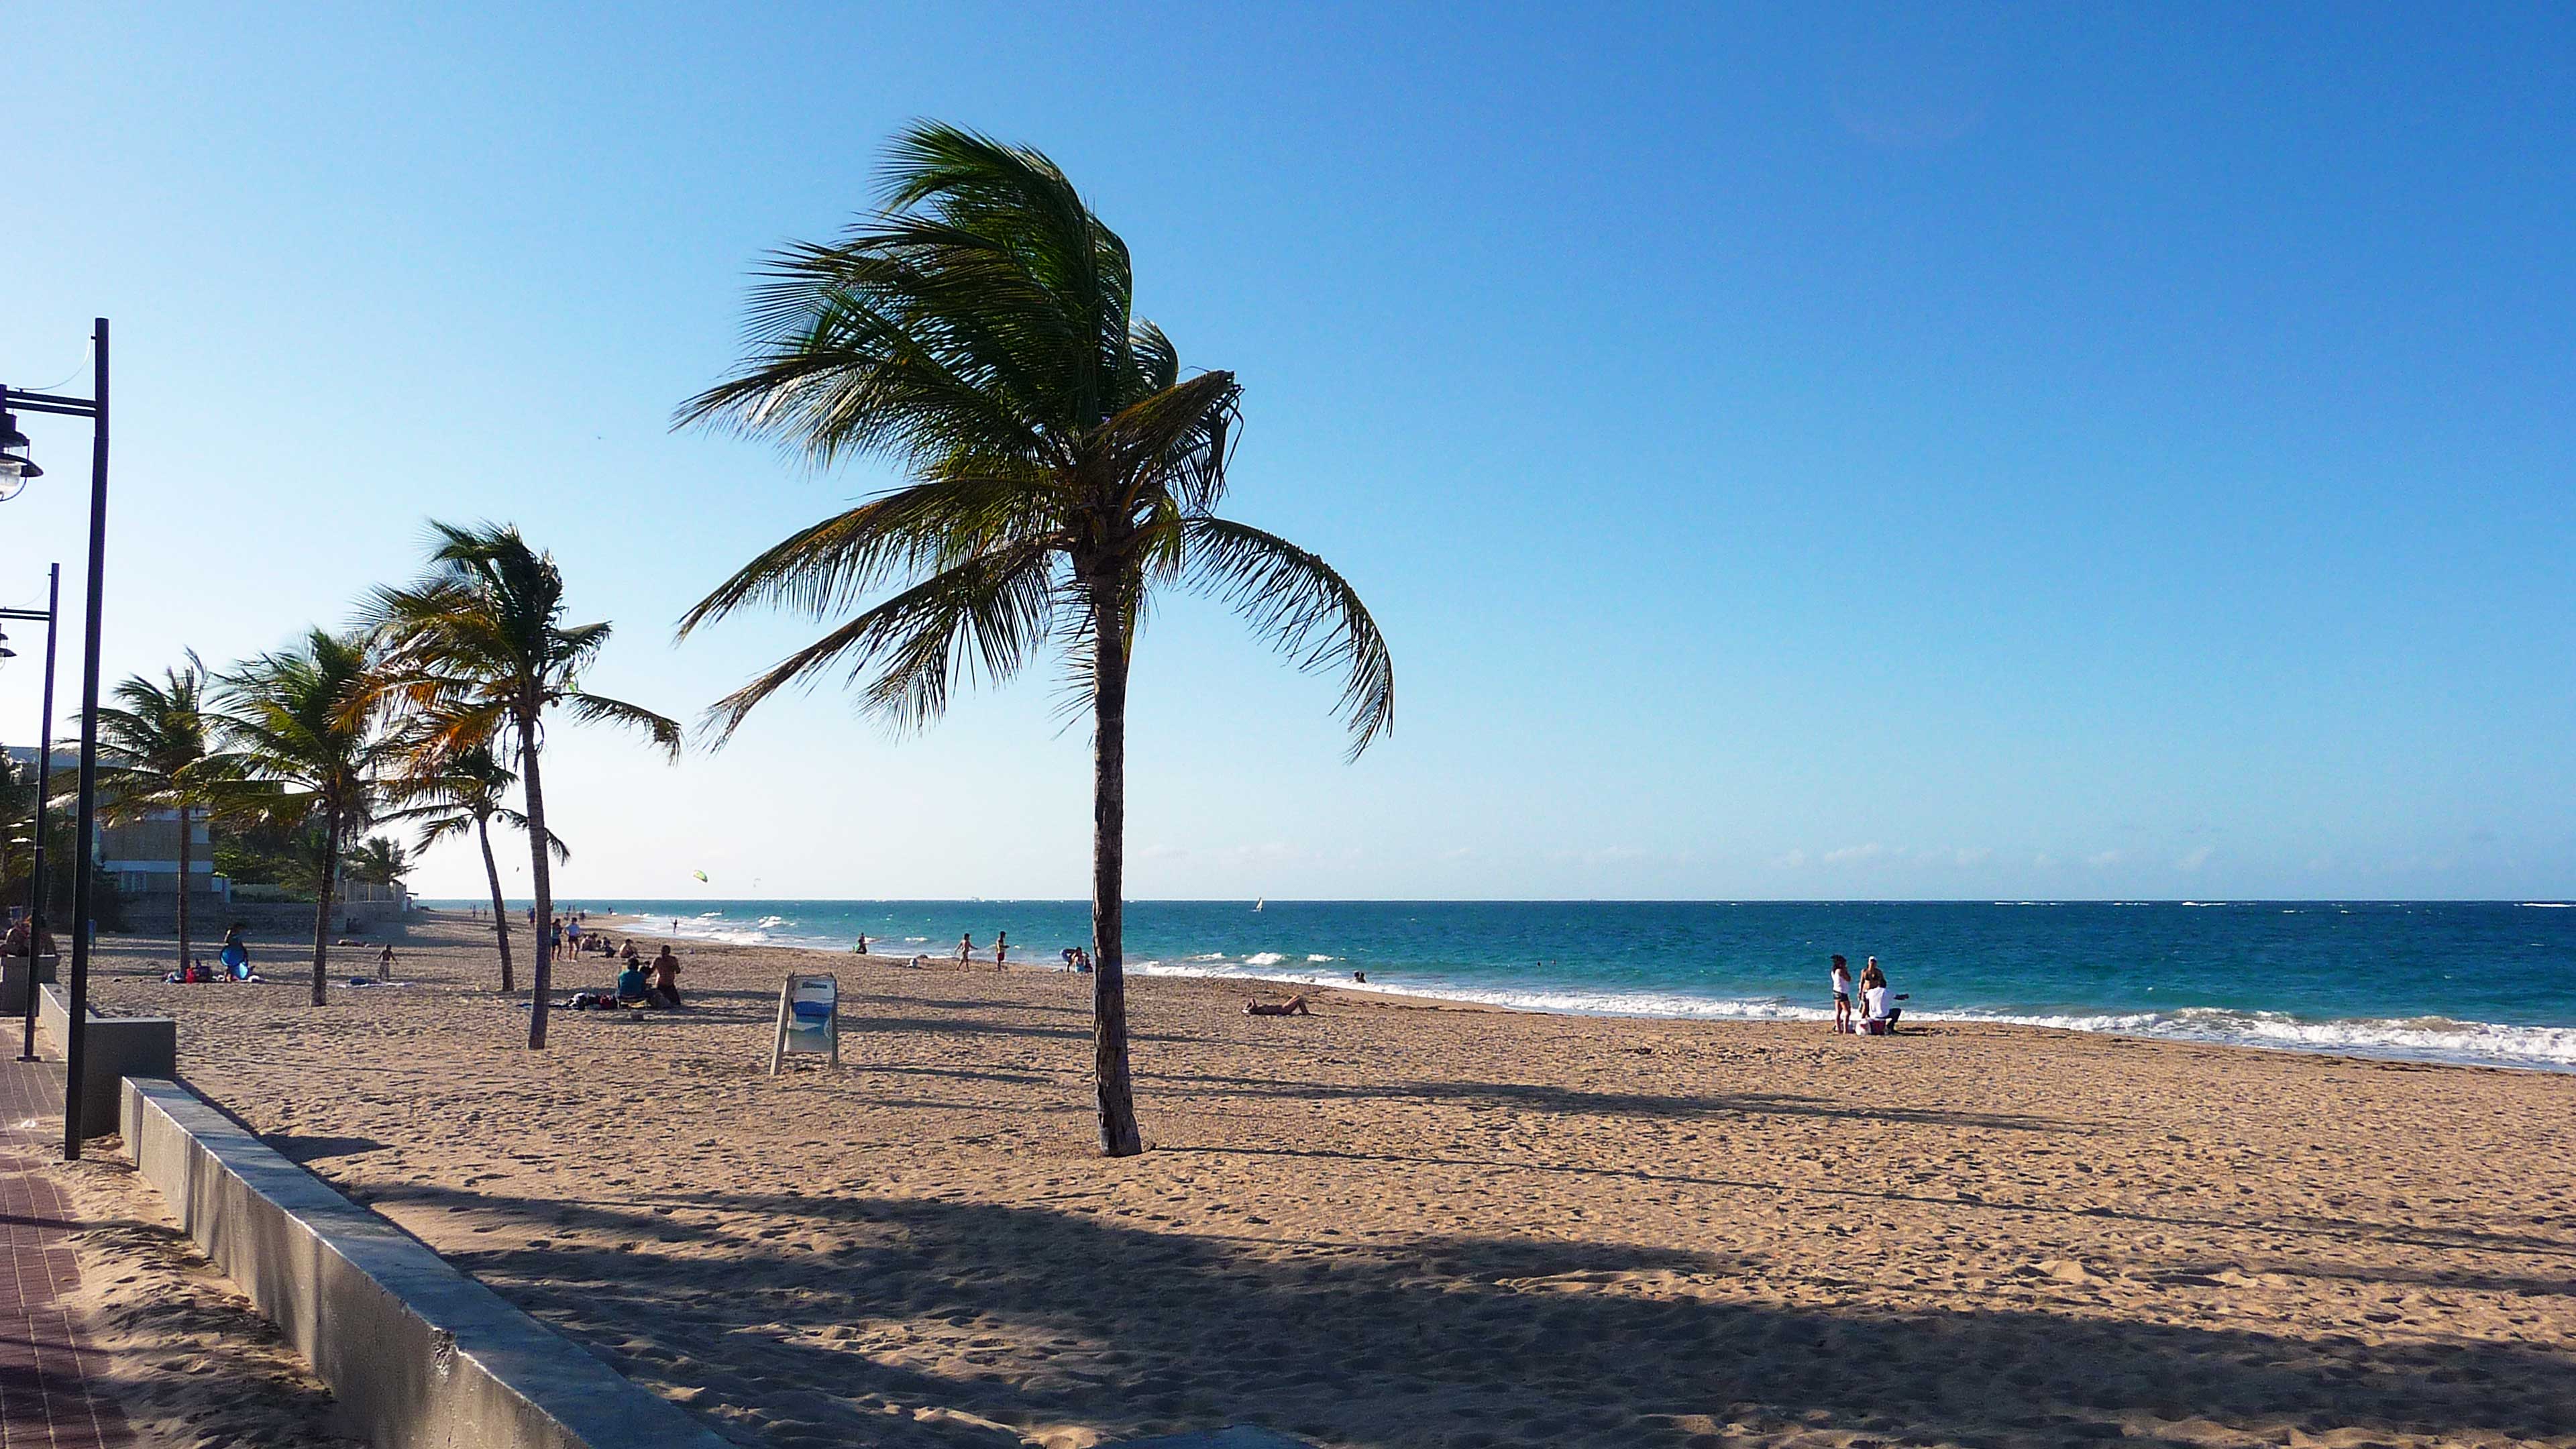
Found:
[379,744,558,991]
[91,652,224,974]
[366,522,680,1047]
[211,629,390,1006]
[676,123,1393,1156]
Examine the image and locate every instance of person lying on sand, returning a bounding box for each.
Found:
[1245,995,1311,1016]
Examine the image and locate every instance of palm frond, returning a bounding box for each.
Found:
[1180,517,1395,758]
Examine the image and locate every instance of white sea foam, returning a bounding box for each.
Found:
[2522,902,2573,908]
[1305,954,1338,963]
[1242,952,1287,966]
[1125,955,2576,1071]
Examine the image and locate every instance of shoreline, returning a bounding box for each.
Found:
[570,906,2576,1076]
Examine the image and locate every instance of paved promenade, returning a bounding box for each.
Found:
[0,1056,132,1449]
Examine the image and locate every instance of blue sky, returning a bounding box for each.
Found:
[3,3,2569,901]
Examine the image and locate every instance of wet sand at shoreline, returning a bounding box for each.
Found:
[78,911,2576,1448]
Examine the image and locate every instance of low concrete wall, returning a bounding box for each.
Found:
[37,985,175,1138]
[121,1077,729,1449]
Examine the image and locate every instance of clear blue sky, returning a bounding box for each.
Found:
[3,4,2569,901]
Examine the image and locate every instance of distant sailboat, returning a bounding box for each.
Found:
[1253,897,1265,912]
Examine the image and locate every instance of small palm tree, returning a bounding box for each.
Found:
[344,836,411,886]
[91,652,226,974]
[678,123,1393,1155]
[212,629,391,1006]
[380,745,558,991]
[368,522,679,1047]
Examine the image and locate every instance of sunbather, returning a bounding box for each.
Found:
[1244,994,1311,1016]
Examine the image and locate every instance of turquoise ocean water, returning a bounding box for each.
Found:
[429,898,2576,1071]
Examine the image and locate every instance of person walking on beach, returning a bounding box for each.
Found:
[995,931,1008,967]
[1831,955,1855,1031]
[377,944,396,980]
[957,932,974,963]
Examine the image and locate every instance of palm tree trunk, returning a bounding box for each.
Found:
[477,812,513,992]
[521,715,555,1049]
[1089,583,1144,1157]
[311,806,339,1007]
[175,804,193,975]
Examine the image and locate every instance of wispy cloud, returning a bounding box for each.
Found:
[1821,842,1888,865]
[2086,849,2125,869]
[2177,845,2214,872]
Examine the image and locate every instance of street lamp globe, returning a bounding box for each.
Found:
[0,413,39,503]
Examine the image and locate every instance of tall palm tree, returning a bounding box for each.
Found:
[211,629,390,1006]
[380,745,557,991]
[91,652,223,975]
[367,522,680,1047]
[676,123,1393,1156]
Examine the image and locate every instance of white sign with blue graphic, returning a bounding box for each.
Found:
[768,972,839,1073]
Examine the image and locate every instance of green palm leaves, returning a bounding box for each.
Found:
[676,122,1392,753]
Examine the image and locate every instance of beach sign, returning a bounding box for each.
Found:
[767,972,840,1074]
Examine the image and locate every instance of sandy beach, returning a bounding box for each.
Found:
[71,911,2576,1449]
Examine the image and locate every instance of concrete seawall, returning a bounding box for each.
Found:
[121,1076,730,1449]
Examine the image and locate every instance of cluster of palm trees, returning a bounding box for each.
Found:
[74,523,676,1045]
[23,121,1393,1155]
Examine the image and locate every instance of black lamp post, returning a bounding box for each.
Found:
[1,566,62,1063]
[1,317,112,1160]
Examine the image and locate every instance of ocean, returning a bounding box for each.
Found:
[430,898,2576,1071]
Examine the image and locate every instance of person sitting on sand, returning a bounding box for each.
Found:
[621,938,641,963]
[648,946,683,1007]
[616,959,652,1007]
[1245,994,1311,1016]
[1831,955,1855,1032]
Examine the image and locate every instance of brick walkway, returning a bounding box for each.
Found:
[0,1057,133,1448]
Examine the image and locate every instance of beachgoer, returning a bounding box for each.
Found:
[1831,955,1854,1032]
[1245,994,1311,1017]
[221,926,251,980]
[957,932,974,963]
[616,959,651,1006]
[377,944,396,980]
[995,931,1008,967]
[855,933,868,955]
[1075,947,1091,973]
[621,938,641,963]
[649,946,682,1007]
[1353,971,1367,984]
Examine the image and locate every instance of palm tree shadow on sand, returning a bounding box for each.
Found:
[362,1178,2576,1449]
